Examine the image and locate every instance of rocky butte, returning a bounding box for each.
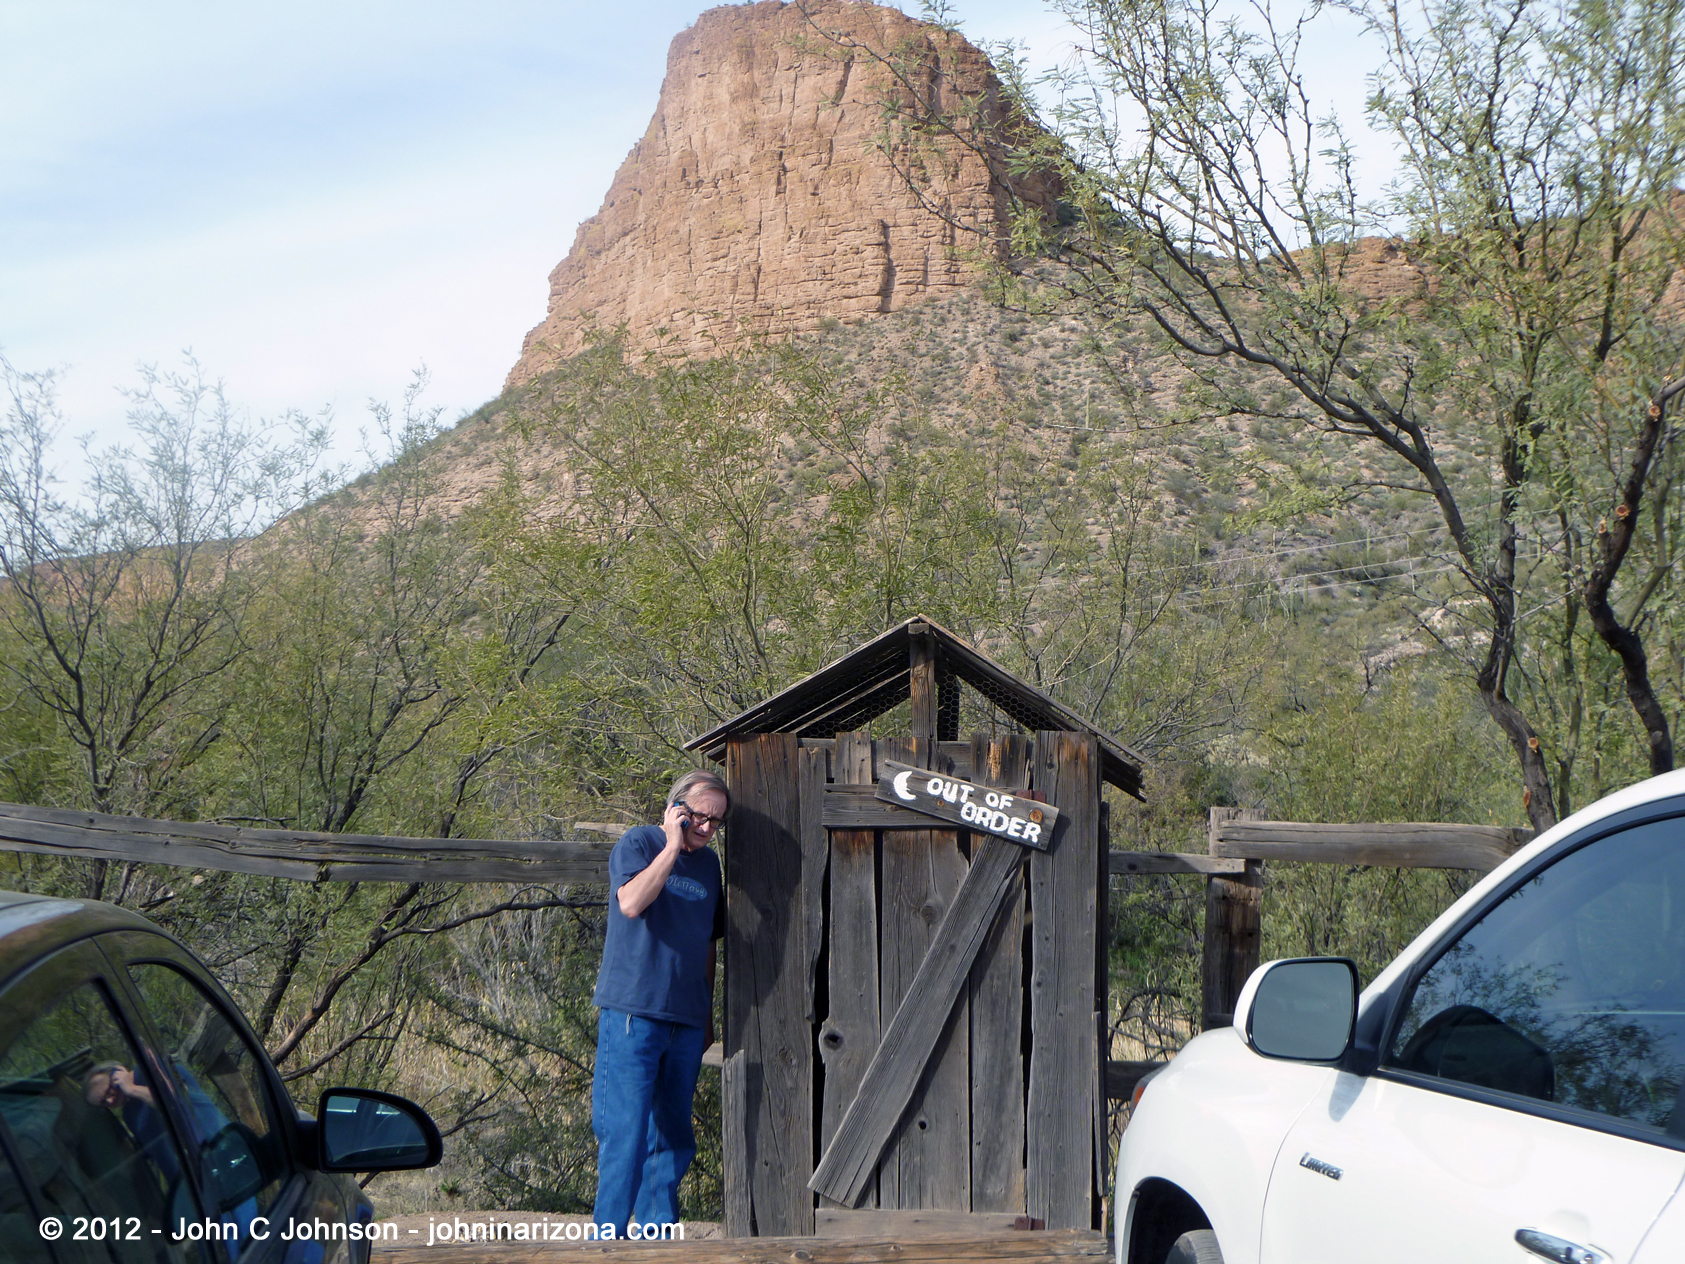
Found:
[505,0,1052,387]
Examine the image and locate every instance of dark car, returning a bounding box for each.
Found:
[0,890,442,1264]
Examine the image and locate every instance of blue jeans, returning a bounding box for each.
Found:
[591,1009,707,1233]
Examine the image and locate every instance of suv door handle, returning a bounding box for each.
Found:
[1516,1229,1606,1264]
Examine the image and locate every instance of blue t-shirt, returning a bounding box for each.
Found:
[594,825,724,1028]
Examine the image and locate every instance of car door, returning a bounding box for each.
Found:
[97,931,352,1264]
[0,939,208,1264]
[0,1119,56,1264]
[1261,814,1685,1264]
[1632,1172,1685,1262]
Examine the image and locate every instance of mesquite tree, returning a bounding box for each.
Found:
[0,357,316,891]
[847,0,1685,829]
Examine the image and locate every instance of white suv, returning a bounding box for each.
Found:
[1115,771,1685,1264]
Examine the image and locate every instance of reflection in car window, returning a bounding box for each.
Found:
[1387,817,1685,1134]
[0,1139,53,1263]
[0,981,199,1263]
[128,963,289,1256]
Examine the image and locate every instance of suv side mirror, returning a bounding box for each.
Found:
[1241,957,1358,1063]
[315,1088,442,1172]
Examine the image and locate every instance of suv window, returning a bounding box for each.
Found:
[0,1140,52,1264]
[0,979,200,1264]
[128,964,290,1251]
[1386,816,1685,1135]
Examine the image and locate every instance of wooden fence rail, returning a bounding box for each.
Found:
[1194,810,1531,1033]
[0,802,1532,1096]
[1209,819,1532,873]
[0,803,612,885]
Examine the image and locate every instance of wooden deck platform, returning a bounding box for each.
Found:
[374,1227,1110,1264]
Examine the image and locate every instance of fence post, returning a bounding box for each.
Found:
[1202,808,1263,1030]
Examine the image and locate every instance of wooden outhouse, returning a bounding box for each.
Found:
[685,616,1144,1237]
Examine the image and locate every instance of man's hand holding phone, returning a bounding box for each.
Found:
[662,801,696,852]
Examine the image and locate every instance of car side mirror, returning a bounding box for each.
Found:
[1241,957,1358,1063]
[315,1088,442,1172]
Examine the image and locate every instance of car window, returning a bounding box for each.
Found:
[0,1128,53,1264]
[1386,817,1685,1135]
[127,963,290,1251]
[0,979,200,1264]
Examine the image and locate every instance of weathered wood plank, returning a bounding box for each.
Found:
[1203,809,1264,1032]
[876,740,967,1211]
[870,734,914,1214]
[802,740,974,779]
[0,803,612,883]
[889,741,970,1220]
[374,1227,1112,1264]
[880,816,970,1210]
[809,829,1028,1207]
[1026,733,1098,1231]
[875,761,1058,851]
[823,787,940,830]
[1093,803,1110,1210]
[722,1051,751,1238]
[0,802,591,855]
[1210,819,1530,872]
[816,1210,1025,1238]
[820,732,878,1211]
[800,747,830,1024]
[1109,851,1246,876]
[725,734,813,1237]
[910,626,940,742]
[968,734,1031,1216]
[1091,1008,1106,1213]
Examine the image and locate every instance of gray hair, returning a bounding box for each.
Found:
[667,769,730,814]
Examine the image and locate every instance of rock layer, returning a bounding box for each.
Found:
[506,0,1047,387]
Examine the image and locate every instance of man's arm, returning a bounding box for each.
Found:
[616,804,697,917]
[110,1067,156,1109]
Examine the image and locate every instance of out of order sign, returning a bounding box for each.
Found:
[873,758,1061,851]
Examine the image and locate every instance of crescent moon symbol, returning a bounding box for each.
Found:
[892,770,917,801]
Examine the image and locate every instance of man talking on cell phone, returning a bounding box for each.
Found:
[591,769,728,1236]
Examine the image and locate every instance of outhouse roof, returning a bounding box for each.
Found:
[683,615,1145,797]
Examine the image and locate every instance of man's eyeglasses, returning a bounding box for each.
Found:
[676,800,727,829]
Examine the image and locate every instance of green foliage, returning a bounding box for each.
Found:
[863,0,1685,831]
[0,364,596,1154]
[422,904,610,1214]
[1106,651,1518,1056]
[0,314,1635,1214]
[506,335,1269,806]
[0,356,321,829]
[1254,661,1512,981]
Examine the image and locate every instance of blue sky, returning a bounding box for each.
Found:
[2,1,1379,476]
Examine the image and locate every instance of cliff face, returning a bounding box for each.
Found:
[506,0,1046,387]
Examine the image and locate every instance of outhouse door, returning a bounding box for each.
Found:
[721,727,1104,1237]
